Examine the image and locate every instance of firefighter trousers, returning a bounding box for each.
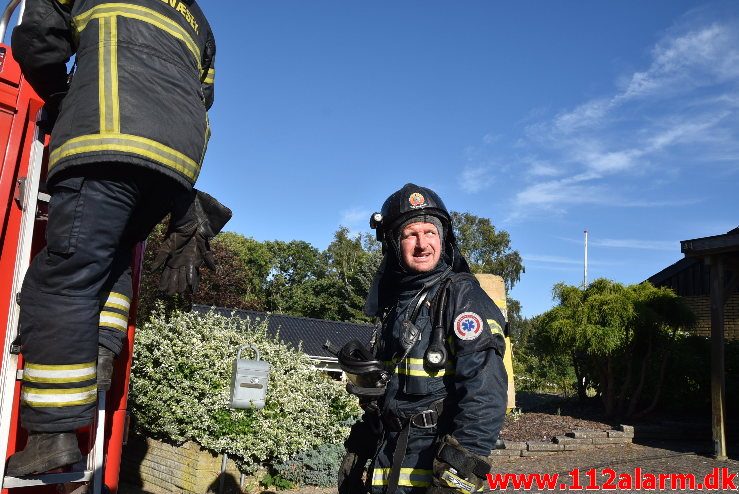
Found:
[370,424,438,494]
[18,165,183,432]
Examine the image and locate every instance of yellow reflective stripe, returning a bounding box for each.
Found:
[100,310,129,332]
[397,357,455,377]
[50,133,201,180]
[22,385,97,408]
[203,68,215,84]
[25,361,96,371]
[98,18,107,132]
[110,16,120,133]
[371,468,432,487]
[56,0,73,6]
[487,319,504,337]
[98,16,119,133]
[103,291,131,312]
[74,3,200,68]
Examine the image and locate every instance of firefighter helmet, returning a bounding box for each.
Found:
[370,183,451,245]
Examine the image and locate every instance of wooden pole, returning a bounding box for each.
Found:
[708,255,728,460]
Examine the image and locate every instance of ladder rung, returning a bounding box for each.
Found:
[3,469,92,487]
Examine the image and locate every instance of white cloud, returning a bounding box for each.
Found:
[590,238,678,251]
[523,254,581,265]
[508,17,739,217]
[459,165,494,193]
[339,207,370,226]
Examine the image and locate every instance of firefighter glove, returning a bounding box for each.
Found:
[427,435,491,494]
[152,189,232,295]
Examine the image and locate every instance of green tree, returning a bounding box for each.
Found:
[264,240,326,314]
[535,279,695,417]
[450,211,524,291]
[450,211,525,329]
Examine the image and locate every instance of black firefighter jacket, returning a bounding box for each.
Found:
[12,0,215,188]
[378,272,509,456]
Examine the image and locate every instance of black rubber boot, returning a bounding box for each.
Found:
[97,345,115,391]
[6,432,81,476]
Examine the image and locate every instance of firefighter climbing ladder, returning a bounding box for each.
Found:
[0,1,141,492]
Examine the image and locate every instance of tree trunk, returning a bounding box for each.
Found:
[572,351,588,401]
[604,357,615,417]
[616,353,633,416]
[634,328,677,418]
[633,348,670,418]
[626,339,652,418]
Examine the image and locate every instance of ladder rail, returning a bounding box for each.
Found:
[90,391,106,494]
[0,119,43,486]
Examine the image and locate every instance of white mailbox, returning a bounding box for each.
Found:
[229,345,269,409]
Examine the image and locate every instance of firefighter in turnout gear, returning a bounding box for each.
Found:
[7,0,229,476]
[338,184,507,494]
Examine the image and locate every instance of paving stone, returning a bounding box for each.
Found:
[521,450,557,457]
[527,441,564,452]
[619,424,635,434]
[593,436,632,445]
[567,429,608,439]
[607,430,634,438]
[554,436,593,445]
[501,441,527,450]
[490,449,523,457]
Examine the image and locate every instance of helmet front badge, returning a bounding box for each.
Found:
[408,192,426,208]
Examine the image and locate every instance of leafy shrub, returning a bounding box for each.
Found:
[513,344,576,396]
[272,442,345,487]
[130,307,360,472]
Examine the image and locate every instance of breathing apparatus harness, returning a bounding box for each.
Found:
[326,267,454,401]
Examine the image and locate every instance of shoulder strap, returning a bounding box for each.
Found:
[430,276,454,333]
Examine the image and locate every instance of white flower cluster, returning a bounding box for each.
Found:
[130,307,360,472]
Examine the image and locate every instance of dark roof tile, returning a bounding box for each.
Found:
[192,305,374,358]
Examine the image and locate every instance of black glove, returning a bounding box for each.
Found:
[338,416,381,494]
[427,435,491,494]
[152,189,232,295]
[38,91,67,134]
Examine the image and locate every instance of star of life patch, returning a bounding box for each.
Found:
[454,312,483,341]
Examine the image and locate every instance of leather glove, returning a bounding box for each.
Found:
[38,92,67,134]
[427,435,491,494]
[152,189,232,295]
[338,417,380,494]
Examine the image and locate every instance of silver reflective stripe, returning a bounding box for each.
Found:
[23,361,96,384]
[103,291,131,312]
[22,384,97,408]
[100,310,128,332]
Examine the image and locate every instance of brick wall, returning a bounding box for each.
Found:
[682,293,739,340]
[120,433,245,493]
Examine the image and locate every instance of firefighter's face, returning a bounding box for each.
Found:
[400,222,442,272]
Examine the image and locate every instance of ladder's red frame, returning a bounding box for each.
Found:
[0,42,142,494]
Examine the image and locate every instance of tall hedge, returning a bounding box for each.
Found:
[129,307,359,472]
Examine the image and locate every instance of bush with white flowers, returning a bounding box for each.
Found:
[130,307,359,472]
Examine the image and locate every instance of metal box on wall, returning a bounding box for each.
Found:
[229,345,269,409]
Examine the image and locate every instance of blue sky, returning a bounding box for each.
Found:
[196,1,739,317]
